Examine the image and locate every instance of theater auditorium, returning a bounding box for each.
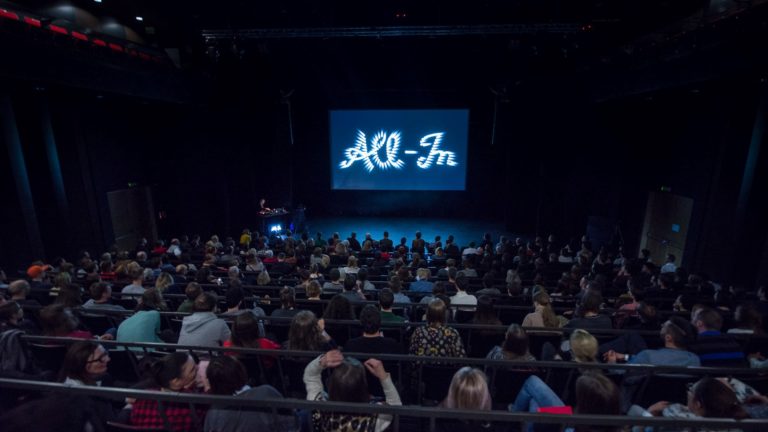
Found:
[1,1,768,431]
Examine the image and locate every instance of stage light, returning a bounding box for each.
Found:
[94,0,102,3]
[269,224,282,233]
[135,16,143,21]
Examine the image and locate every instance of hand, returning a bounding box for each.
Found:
[317,318,325,331]
[320,350,344,369]
[364,358,388,381]
[647,401,669,416]
[603,350,624,363]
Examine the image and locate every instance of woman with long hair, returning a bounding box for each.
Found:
[486,324,536,361]
[304,349,401,431]
[522,289,561,329]
[409,299,466,358]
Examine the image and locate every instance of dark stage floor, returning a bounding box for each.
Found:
[305,216,518,249]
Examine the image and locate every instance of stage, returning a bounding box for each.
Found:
[304,216,519,249]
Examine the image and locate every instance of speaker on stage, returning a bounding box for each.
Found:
[638,191,693,266]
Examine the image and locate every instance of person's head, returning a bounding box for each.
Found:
[0,301,23,325]
[666,254,676,264]
[8,280,31,300]
[359,305,381,336]
[329,268,341,282]
[59,341,110,385]
[692,307,722,332]
[447,267,458,281]
[27,264,50,281]
[379,288,395,310]
[53,272,72,289]
[155,272,174,291]
[231,312,263,348]
[343,275,357,292]
[326,357,369,403]
[426,298,447,326]
[454,275,469,292]
[224,286,244,310]
[148,352,197,391]
[443,367,491,410]
[280,286,296,309]
[184,282,202,302]
[206,356,248,395]
[129,288,159,313]
[660,316,693,348]
[473,295,498,323]
[688,377,748,419]
[39,304,79,336]
[734,303,763,331]
[346,256,358,269]
[502,324,530,359]
[89,282,111,302]
[389,276,403,294]
[416,267,431,281]
[570,329,598,363]
[574,372,620,418]
[323,295,354,320]
[306,280,321,299]
[580,290,603,315]
[194,292,218,313]
[288,311,323,351]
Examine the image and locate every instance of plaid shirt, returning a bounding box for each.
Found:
[130,389,207,431]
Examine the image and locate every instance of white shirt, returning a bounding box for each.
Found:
[450,291,477,307]
[660,262,677,273]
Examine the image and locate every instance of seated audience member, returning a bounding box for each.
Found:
[458,259,478,278]
[339,276,366,304]
[511,372,622,432]
[437,258,457,279]
[379,288,407,323]
[689,307,747,367]
[154,271,174,293]
[564,290,612,330]
[439,367,495,431]
[271,286,301,318]
[727,303,764,335]
[225,312,280,352]
[522,290,563,329]
[221,285,267,319]
[606,316,698,364]
[420,281,447,305]
[450,275,477,311]
[7,280,41,308]
[356,268,376,292]
[388,276,412,305]
[322,268,344,294]
[178,292,231,348]
[410,267,435,293]
[39,304,101,340]
[285,310,333,351]
[304,349,401,431]
[130,352,207,430]
[472,295,502,326]
[177,282,202,313]
[121,264,146,297]
[345,305,403,355]
[0,301,27,334]
[487,324,536,361]
[117,288,167,345]
[58,341,116,423]
[340,255,360,277]
[476,273,502,297]
[629,377,761,423]
[83,282,126,311]
[409,299,465,358]
[204,356,296,432]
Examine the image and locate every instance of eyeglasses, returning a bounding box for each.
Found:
[87,352,110,363]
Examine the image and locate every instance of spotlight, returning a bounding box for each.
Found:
[269,224,282,233]
[135,16,143,21]
[94,0,102,3]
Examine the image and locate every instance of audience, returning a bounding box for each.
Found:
[177,292,231,348]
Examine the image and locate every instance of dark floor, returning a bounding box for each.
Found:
[305,216,521,248]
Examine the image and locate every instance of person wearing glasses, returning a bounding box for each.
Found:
[59,340,119,425]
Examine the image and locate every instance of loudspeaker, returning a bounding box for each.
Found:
[638,191,693,265]
[107,187,157,251]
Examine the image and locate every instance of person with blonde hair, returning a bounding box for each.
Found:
[256,269,271,286]
[442,367,492,410]
[154,271,174,293]
[569,329,598,363]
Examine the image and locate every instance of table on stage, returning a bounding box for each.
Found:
[258,208,291,234]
